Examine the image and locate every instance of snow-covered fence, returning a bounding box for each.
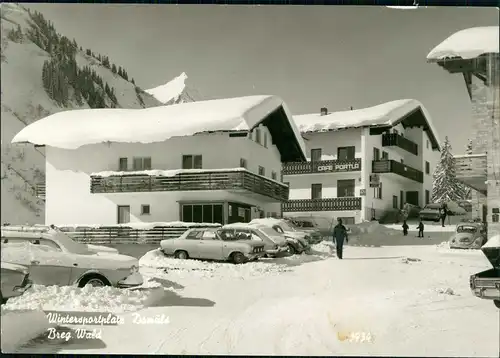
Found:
[59,223,221,244]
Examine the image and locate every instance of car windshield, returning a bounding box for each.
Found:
[293,220,314,228]
[50,232,91,255]
[278,221,296,232]
[424,204,441,210]
[457,225,477,234]
[258,227,281,238]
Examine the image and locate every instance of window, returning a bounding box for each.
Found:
[311,148,322,162]
[493,214,499,223]
[141,205,150,215]
[373,182,383,199]
[337,179,355,197]
[401,159,404,164]
[201,231,217,240]
[393,195,398,209]
[186,230,203,240]
[400,190,404,209]
[132,157,152,171]
[425,190,430,205]
[117,205,131,224]
[373,148,380,161]
[248,132,253,140]
[271,171,277,180]
[119,157,128,171]
[311,183,322,199]
[255,128,262,144]
[181,204,223,224]
[37,239,62,251]
[240,158,247,168]
[382,151,389,160]
[338,146,355,160]
[263,132,268,148]
[182,155,202,169]
[258,166,265,176]
[425,161,430,175]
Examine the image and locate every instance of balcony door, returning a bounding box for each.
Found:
[311,148,322,162]
[337,179,355,197]
[117,205,130,224]
[338,146,355,161]
[311,184,322,200]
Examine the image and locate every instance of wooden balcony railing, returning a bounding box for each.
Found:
[455,154,487,179]
[372,160,424,183]
[281,197,362,212]
[283,158,362,175]
[90,169,289,201]
[382,133,419,156]
[35,182,46,199]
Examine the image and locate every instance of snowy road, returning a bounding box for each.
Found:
[11,244,500,356]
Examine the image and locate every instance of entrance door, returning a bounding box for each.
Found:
[117,205,131,224]
[406,191,419,207]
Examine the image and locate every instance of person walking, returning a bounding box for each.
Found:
[333,218,349,259]
[402,220,409,236]
[440,203,448,227]
[417,220,424,238]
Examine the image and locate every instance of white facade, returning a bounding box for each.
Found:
[283,119,441,224]
[45,125,285,226]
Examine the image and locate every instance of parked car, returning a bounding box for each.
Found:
[449,223,488,249]
[419,203,442,222]
[160,227,266,264]
[1,262,32,304]
[1,226,143,288]
[469,235,500,309]
[220,223,289,257]
[250,218,311,253]
[284,215,333,240]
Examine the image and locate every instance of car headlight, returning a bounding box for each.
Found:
[130,265,139,274]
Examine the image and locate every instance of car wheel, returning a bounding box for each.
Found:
[174,250,189,260]
[78,274,110,288]
[231,252,246,264]
[287,244,297,255]
[494,300,500,309]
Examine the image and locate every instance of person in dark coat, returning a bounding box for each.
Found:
[402,220,409,236]
[440,203,448,227]
[417,220,424,238]
[333,218,348,259]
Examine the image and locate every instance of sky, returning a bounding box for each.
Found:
[29,4,499,152]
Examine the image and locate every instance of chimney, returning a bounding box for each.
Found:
[320,107,328,116]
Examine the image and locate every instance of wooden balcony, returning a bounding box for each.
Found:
[283,158,362,175]
[90,169,289,201]
[455,154,487,194]
[282,197,362,212]
[382,133,418,156]
[372,160,423,183]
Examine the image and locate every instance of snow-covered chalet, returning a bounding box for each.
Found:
[11,96,306,226]
[427,26,499,236]
[282,100,441,224]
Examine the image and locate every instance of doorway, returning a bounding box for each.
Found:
[117,205,131,224]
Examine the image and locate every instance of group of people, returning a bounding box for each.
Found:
[330,203,453,259]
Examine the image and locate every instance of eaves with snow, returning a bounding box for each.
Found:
[11,95,307,163]
[427,26,499,61]
[293,99,441,151]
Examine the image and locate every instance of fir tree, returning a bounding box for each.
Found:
[131,78,135,85]
[111,63,117,74]
[431,136,468,203]
[465,139,473,155]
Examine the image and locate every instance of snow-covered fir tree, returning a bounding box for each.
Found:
[431,136,468,203]
[465,139,473,155]
[461,138,473,199]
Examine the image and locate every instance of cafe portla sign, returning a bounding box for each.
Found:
[317,162,361,172]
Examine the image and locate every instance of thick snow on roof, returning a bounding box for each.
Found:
[145,72,188,104]
[12,95,306,158]
[294,99,440,144]
[427,26,499,61]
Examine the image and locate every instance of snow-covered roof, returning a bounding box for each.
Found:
[293,99,441,150]
[11,95,307,162]
[483,234,500,249]
[145,72,188,104]
[427,26,499,61]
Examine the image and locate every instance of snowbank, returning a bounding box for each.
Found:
[350,221,401,235]
[58,221,221,230]
[427,26,499,61]
[383,223,456,233]
[293,99,440,148]
[482,234,500,249]
[11,95,306,159]
[145,72,188,104]
[0,308,53,353]
[2,284,152,313]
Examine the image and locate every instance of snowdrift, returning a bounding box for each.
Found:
[0,308,53,352]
